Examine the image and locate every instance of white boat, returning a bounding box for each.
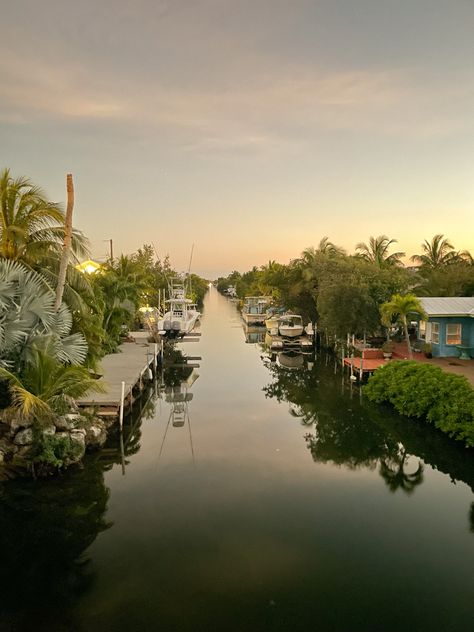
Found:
[264,308,280,334]
[241,296,272,325]
[157,279,201,338]
[278,314,304,338]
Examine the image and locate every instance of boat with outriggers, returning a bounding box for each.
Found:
[241,296,272,325]
[152,279,201,339]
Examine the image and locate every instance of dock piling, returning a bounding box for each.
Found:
[119,381,125,430]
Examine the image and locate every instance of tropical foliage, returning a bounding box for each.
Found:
[364,361,474,447]
[380,294,427,358]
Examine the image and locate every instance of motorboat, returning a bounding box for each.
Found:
[241,296,272,325]
[278,314,304,338]
[264,308,280,334]
[156,279,201,338]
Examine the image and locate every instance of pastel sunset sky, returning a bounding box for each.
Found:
[1,0,473,278]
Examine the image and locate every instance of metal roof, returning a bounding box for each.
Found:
[418,297,474,317]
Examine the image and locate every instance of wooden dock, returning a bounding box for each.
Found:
[77,342,157,417]
[343,356,388,377]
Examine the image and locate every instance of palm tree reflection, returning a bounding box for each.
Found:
[379,446,424,494]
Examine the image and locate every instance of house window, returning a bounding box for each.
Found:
[446,323,462,346]
[419,321,426,340]
[431,322,439,344]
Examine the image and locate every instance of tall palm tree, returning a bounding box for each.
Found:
[380,293,427,358]
[355,235,405,268]
[410,234,460,268]
[0,167,93,319]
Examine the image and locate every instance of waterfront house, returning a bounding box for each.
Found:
[416,297,474,359]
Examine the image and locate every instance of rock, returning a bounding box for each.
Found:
[13,428,34,446]
[54,416,75,431]
[68,431,86,463]
[71,428,86,440]
[85,420,107,449]
[10,417,34,433]
[41,423,56,437]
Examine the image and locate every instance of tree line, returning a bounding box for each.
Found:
[216,235,474,339]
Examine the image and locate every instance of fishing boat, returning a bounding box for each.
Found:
[241,296,272,325]
[157,279,201,338]
[278,314,304,338]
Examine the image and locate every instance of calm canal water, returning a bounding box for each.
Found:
[1,287,473,632]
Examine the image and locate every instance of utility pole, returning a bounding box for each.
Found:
[109,238,114,261]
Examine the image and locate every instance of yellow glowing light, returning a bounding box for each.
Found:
[76,259,102,275]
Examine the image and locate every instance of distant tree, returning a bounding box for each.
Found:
[380,294,427,358]
[355,235,405,268]
[411,234,461,269]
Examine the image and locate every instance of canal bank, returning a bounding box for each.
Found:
[1,286,473,632]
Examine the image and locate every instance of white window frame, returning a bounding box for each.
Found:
[431,322,439,344]
[419,321,426,340]
[446,323,462,346]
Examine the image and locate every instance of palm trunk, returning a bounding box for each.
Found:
[403,316,412,359]
[54,174,74,311]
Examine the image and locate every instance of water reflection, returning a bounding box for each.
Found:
[158,367,198,463]
[243,324,266,344]
[262,350,474,515]
[0,458,111,630]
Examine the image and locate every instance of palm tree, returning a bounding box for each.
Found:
[0,259,88,371]
[300,237,345,265]
[0,168,92,313]
[380,293,427,358]
[0,351,103,424]
[410,234,460,268]
[355,235,405,268]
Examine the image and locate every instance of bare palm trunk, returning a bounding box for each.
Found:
[54,173,74,311]
[402,315,412,359]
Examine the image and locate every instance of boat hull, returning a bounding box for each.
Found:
[278,325,304,338]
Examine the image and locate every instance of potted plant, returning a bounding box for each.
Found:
[382,340,394,359]
[422,343,433,359]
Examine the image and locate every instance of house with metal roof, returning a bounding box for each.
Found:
[416,297,474,359]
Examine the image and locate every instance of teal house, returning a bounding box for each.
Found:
[417,297,474,359]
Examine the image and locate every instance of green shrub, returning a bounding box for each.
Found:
[34,434,83,469]
[365,361,474,447]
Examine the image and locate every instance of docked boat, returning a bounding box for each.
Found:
[278,314,304,338]
[241,296,272,325]
[157,279,201,338]
[264,308,280,334]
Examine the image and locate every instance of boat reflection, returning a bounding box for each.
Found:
[158,368,199,464]
[242,323,266,344]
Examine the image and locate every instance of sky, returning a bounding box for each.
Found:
[0,0,473,278]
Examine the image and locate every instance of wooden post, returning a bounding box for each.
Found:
[341,344,344,368]
[350,353,354,380]
[54,173,74,311]
[154,343,158,372]
[119,381,125,430]
[360,354,364,383]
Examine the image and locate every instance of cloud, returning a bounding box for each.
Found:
[0,45,472,152]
